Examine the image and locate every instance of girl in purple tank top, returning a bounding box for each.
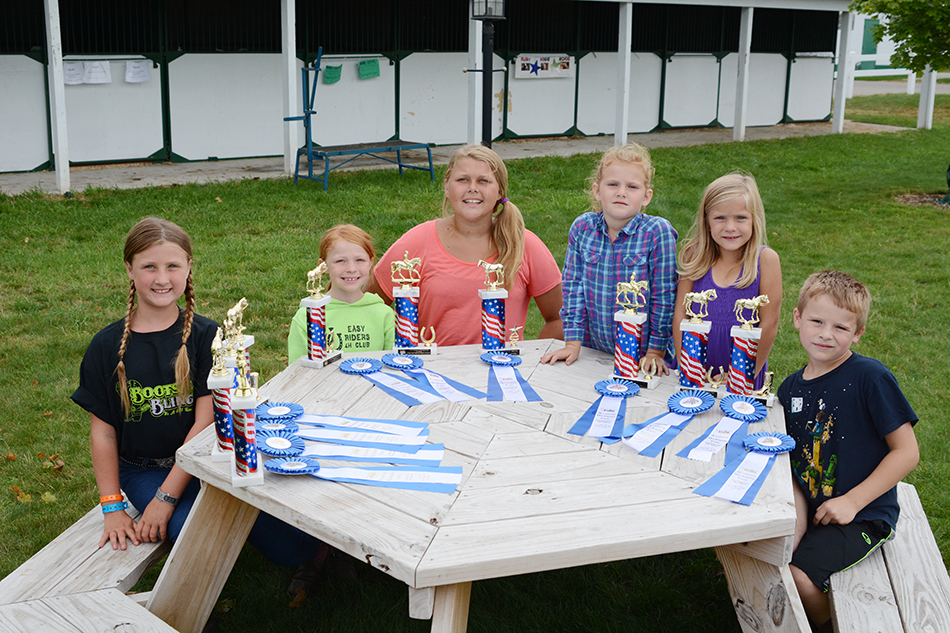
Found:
[673,173,782,389]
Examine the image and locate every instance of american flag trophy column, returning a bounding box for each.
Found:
[478,260,518,353]
[612,272,657,389]
[229,351,264,487]
[207,327,235,463]
[392,251,435,355]
[677,289,721,394]
[299,262,342,368]
[728,295,769,399]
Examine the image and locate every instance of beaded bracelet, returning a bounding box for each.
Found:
[101,501,129,514]
[100,494,123,504]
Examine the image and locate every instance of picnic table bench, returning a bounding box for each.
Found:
[0,588,177,633]
[0,501,171,608]
[830,482,950,632]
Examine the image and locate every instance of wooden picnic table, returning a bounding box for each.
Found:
[146,340,808,633]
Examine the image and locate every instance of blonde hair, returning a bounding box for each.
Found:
[797,270,871,333]
[117,218,195,419]
[678,172,767,289]
[442,145,525,289]
[319,224,375,290]
[587,143,655,210]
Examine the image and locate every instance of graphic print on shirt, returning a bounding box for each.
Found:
[120,379,194,422]
[794,398,836,499]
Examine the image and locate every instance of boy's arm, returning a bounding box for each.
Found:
[813,422,919,526]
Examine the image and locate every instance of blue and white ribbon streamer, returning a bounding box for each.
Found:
[257,420,300,433]
[265,457,321,475]
[568,379,639,444]
[404,368,488,401]
[481,352,540,402]
[296,413,427,436]
[302,442,445,467]
[693,432,795,505]
[313,465,462,494]
[676,417,748,463]
[622,409,695,457]
[295,427,427,452]
[361,370,444,406]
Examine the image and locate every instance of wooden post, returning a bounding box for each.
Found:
[716,546,810,633]
[430,582,472,633]
[281,0,297,175]
[733,7,753,141]
[43,0,69,194]
[614,2,633,146]
[832,11,853,134]
[147,485,259,633]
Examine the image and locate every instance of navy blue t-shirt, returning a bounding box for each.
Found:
[778,353,917,527]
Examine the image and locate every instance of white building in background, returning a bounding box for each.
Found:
[2,0,853,186]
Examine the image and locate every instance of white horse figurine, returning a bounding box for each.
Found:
[306,262,328,297]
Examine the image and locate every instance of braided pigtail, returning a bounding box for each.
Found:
[116,279,136,419]
[174,270,195,404]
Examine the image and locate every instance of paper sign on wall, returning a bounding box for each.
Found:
[63,62,84,85]
[358,59,380,80]
[514,55,574,79]
[324,64,342,84]
[82,61,112,84]
[125,60,150,83]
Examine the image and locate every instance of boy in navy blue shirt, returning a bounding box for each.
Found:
[778,270,919,630]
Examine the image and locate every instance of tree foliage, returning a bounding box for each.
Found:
[850,0,950,73]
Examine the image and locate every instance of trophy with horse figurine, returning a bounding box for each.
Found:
[727,294,773,405]
[677,288,722,394]
[299,262,342,368]
[391,251,436,355]
[612,271,657,389]
[478,259,520,354]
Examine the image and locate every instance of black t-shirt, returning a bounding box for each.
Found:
[778,353,917,527]
[72,312,218,460]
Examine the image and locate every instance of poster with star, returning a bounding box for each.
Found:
[514,55,574,79]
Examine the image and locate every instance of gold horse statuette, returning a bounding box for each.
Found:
[683,288,717,323]
[306,261,328,298]
[391,251,422,289]
[478,260,505,291]
[616,271,648,314]
[734,295,770,329]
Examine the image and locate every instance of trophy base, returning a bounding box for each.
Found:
[483,346,521,355]
[300,351,343,368]
[676,382,721,396]
[397,345,437,356]
[230,464,265,488]
[749,392,776,408]
[612,372,659,390]
[211,443,233,463]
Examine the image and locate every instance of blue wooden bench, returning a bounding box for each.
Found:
[285,49,434,191]
[293,140,434,191]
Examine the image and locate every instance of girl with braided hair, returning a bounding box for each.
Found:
[73,219,322,586]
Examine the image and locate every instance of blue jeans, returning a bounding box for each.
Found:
[119,464,322,567]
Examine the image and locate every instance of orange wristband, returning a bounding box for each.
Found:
[100,494,123,504]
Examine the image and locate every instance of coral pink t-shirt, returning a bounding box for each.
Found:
[373,220,561,346]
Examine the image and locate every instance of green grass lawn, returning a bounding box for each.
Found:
[2,127,949,633]
[846,93,950,128]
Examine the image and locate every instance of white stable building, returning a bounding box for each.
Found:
[1,0,856,193]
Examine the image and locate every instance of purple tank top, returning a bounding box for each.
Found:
[690,251,766,389]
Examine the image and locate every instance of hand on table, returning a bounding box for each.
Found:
[100,510,140,550]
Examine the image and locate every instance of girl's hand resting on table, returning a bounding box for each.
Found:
[134,498,175,543]
[101,509,140,550]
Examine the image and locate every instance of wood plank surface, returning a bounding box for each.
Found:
[0,504,169,604]
[829,548,902,633]
[716,546,810,633]
[147,484,259,632]
[417,494,793,586]
[431,582,472,633]
[885,482,950,631]
[46,589,178,633]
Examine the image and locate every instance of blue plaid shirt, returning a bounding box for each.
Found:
[560,211,678,355]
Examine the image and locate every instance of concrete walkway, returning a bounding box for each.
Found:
[0,120,906,197]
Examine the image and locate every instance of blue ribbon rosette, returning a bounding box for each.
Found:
[719,394,767,423]
[481,352,541,402]
[264,457,321,475]
[257,429,306,458]
[256,401,304,422]
[622,390,713,457]
[340,358,384,375]
[693,431,795,506]
[568,379,640,443]
[382,353,424,370]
